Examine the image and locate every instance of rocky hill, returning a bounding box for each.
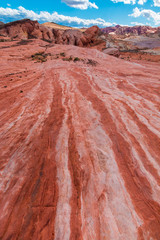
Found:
[0,38,160,240]
[102,24,159,36]
[101,25,160,61]
[0,19,105,49]
[42,22,86,32]
[0,21,4,27]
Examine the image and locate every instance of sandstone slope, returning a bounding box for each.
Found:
[0,39,160,240]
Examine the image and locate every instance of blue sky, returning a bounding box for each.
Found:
[0,0,160,27]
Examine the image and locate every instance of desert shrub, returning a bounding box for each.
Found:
[31,51,48,63]
[87,59,97,66]
[0,39,7,42]
[74,57,80,62]
[60,52,66,57]
[68,56,73,61]
[62,56,73,61]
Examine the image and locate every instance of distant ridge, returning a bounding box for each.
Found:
[101,25,160,36]
[42,22,86,32]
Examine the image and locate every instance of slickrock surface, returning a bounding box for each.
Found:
[0,39,160,240]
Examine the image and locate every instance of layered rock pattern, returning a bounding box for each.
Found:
[0,39,160,240]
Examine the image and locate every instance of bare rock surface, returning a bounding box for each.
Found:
[0,39,160,240]
[103,47,120,57]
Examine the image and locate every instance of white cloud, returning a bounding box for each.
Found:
[111,0,136,4]
[111,0,160,6]
[0,6,113,27]
[131,21,145,25]
[138,0,147,5]
[7,3,11,7]
[61,0,98,9]
[153,0,160,6]
[129,7,160,25]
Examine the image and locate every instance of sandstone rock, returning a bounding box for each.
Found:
[84,25,100,38]
[52,28,64,44]
[103,47,120,57]
[52,25,104,48]
[0,20,105,50]
[0,19,54,41]
[0,39,160,239]
[0,21,4,27]
[62,29,83,45]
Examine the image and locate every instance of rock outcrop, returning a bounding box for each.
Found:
[0,19,54,41]
[0,21,4,27]
[0,19,105,49]
[0,39,160,239]
[103,47,120,57]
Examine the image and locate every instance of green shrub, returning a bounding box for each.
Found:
[31,52,48,63]
[74,57,80,62]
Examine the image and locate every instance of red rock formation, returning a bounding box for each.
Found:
[103,47,120,57]
[0,19,105,49]
[102,25,158,36]
[0,39,160,239]
[0,21,4,27]
[0,19,54,41]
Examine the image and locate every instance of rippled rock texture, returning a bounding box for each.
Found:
[0,39,160,240]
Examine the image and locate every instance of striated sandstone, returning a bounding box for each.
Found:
[0,39,160,240]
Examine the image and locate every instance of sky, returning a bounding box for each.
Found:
[0,0,160,27]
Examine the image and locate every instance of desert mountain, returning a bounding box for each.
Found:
[102,24,160,36]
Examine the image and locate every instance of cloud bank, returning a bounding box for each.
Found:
[0,6,113,27]
[111,0,136,4]
[61,0,98,9]
[111,0,160,6]
[153,0,160,7]
[129,7,160,25]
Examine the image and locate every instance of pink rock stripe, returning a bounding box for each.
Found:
[0,39,160,240]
